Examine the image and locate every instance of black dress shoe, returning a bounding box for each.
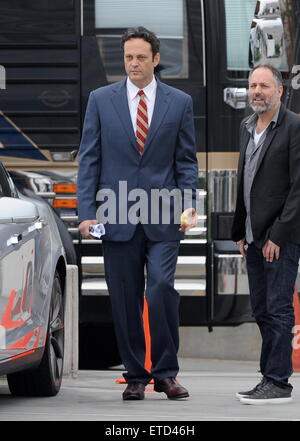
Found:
[122,382,145,400]
[154,377,189,400]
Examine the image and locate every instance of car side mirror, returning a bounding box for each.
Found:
[0,197,39,224]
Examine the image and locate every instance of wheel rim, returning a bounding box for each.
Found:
[49,275,64,387]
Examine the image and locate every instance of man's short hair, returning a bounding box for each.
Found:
[249,64,283,87]
[121,26,160,57]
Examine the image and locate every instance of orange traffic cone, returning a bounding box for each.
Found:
[116,296,153,383]
[292,287,300,372]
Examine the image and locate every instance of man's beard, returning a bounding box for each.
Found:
[249,94,278,114]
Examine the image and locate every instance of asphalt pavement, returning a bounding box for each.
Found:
[0,358,299,422]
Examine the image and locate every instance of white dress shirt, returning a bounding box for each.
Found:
[126,76,157,133]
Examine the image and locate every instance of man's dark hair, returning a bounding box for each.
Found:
[121,26,160,57]
[249,63,283,87]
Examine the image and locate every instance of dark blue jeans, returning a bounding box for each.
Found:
[247,242,300,389]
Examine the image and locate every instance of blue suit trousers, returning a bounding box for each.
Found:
[102,224,181,384]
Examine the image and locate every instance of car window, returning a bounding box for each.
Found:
[0,163,12,197]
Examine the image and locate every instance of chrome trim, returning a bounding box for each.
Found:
[224,87,247,110]
[80,0,84,36]
[215,254,249,295]
[249,0,288,70]
[0,64,6,90]
[81,278,206,297]
[61,215,78,222]
[214,253,241,258]
[54,195,77,200]
[200,0,206,86]
[67,227,79,233]
[73,238,208,245]
[208,170,237,213]
[36,192,56,199]
[7,234,22,246]
[28,220,47,233]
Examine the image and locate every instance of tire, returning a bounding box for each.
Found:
[52,210,77,265]
[7,272,65,396]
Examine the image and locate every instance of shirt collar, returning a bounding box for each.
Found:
[271,103,281,126]
[246,103,281,133]
[127,76,157,101]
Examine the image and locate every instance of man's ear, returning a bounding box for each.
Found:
[153,52,160,67]
[278,85,284,98]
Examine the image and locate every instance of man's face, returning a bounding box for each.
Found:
[124,38,160,88]
[248,67,283,114]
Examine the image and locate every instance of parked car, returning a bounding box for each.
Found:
[0,161,67,396]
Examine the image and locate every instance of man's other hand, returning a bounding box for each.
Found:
[237,238,247,258]
[79,219,98,239]
[262,239,280,262]
[179,208,197,232]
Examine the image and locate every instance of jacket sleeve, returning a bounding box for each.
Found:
[269,118,300,246]
[77,91,101,223]
[174,95,198,211]
[231,122,247,242]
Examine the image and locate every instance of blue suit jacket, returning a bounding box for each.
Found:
[77,77,198,242]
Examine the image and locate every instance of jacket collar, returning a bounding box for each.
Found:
[237,103,286,185]
[243,102,285,132]
[110,77,171,156]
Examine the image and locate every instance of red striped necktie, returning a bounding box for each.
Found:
[136,90,148,154]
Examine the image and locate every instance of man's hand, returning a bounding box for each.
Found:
[237,238,247,258]
[79,219,98,239]
[262,239,280,262]
[179,208,197,232]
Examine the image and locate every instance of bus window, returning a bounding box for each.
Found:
[0,0,75,36]
[224,0,257,75]
[94,0,188,81]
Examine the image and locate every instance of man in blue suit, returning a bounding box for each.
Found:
[77,27,198,400]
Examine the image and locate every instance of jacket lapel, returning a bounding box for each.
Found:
[237,124,250,187]
[238,104,285,183]
[110,79,138,153]
[142,80,171,154]
[253,128,277,177]
[253,104,285,178]
[110,77,171,155]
